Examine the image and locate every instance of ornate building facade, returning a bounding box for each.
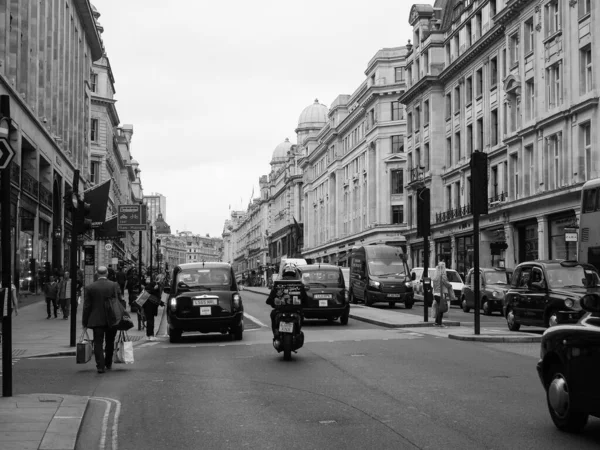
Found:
[400,0,597,276]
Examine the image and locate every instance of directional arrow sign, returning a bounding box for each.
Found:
[0,137,15,170]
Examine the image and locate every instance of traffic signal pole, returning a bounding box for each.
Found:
[70,170,80,347]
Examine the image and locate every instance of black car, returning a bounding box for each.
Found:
[537,293,600,432]
[503,260,596,331]
[298,264,349,325]
[461,267,512,315]
[165,262,244,342]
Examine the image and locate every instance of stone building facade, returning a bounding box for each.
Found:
[400,0,598,276]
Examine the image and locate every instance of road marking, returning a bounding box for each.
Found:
[94,398,110,450]
[93,396,122,450]
[243,312,268,328]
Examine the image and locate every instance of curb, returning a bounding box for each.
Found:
[448,333,542,343]
[349,313,461,329]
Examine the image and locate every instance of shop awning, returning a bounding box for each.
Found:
[95,215,125,241]
[84,180,111,228]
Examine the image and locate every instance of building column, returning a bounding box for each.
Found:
[537,215,548,260]
[450,234,456,270]
[504,222,516,268]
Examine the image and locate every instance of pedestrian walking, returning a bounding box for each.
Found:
[0,279,19,343]
[57,271,72,320]
[126,270,145,330]
[142,274,165,341]
[432,261,454,327]
[107,264,116,282]
[82,266,124,373]
[43,275,59,319]
[116,266,127,298]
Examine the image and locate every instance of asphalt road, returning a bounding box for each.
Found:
[11,290,600,449]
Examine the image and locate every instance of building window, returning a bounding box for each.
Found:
[545,0,561,37]
[466,21,472,48]
[580,0,591,17]
[454,85,461,113]
[467,124,473,155]
[391,169,403,195]
[491,109,498,146]
[546,62,562,109]
[455,131,461,161]
[424,143,430,171]
[90,73,98,92]
[525,17,534,54]
[475,11,482,39]
[525,144,534,195]
[407,112,413,134]
[491,165,499,198]
[511,153,519,199]
[424,51,429,75]
[90,161,100,184]
[445,92,452,119]
[424,100,430,126]
[445,43,451,66]
[509,32,520,67]
[414,105,421,130]
[546,134,562,190]
[581,45,592,94]
[394,67,404,83]
[466,76,473,105]
[391,205,404,224]
[490,56,498,87]
[446,185,452,209]
[447,136,453,167]
[490,0,497,16]
[526,79,535,121]
[391,101,401,121]
[475,67,483,98]
[391,135,403,153]
[90,119,99,142]
[477,118,484,151]
[582,122,592,180]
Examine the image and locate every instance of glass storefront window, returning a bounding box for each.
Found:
[19,230,34,293]
[436,240,452,269]
[522,223,539,262]
[456,235,473,278]
[549,215,576,260]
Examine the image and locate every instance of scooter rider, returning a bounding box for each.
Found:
[266,263,303,334]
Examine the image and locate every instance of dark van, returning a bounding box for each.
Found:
[349,245,414,308]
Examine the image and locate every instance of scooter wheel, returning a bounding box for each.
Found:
[283,334,293,361]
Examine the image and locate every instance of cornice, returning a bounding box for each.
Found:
[398,75,441,105]
[493,0,533,26]
[73,0,103,61]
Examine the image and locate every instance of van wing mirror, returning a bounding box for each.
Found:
[411,272,416,281]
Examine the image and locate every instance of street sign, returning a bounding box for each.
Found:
[105,243,113,251]
[117,204,148,231]
[0,137,15,170]
[565,232,578,242]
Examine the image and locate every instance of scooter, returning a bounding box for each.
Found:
[270,280,305,360]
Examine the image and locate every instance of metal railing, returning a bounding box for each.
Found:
[39,184,53,210]
[10,161,20,186]
[410,167,426,182]
[489,191,507,205]
[435,204,472,223]
[21,170,39,198]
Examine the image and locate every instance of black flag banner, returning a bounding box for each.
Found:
[83,180,111,228]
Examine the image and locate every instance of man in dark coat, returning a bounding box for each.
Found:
[83,266,123,373]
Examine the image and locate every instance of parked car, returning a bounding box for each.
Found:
[503,260,598,332]
[298,264,349,325]
[461,267,512,315]
[537,293,600,432]
[340,267,350,290]
[411,267,464,305]
[165,262,244,343]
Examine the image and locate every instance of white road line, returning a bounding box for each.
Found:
[94,398,111,450]
[243,312,268,328]
[93,396,122,450]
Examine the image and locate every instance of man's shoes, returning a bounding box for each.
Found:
[105,365,112,370]
[97,368,105,374]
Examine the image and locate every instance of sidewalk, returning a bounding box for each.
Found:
[243,287,542,343]
[2,295,164,359]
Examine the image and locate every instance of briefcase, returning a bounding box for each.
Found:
[76,329,93,364]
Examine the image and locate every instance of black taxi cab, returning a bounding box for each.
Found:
[503,260,597,332]
[165,262,244,343]
[461,267,512,315]
[537,293,600,432]
[298,264,350,325]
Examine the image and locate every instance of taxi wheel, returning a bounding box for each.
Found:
[231,321,244,341]
[482,299,491,316]
[340,308,349,325]
[169,328,182,343]
[365,291,373,307]
[461,297,470,313]
[404,300,414,309]
[546,364,589,432]
[506,308,521,332]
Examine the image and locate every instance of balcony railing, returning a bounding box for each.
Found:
[489,191,507,205]
[409,167,426,183]
[10,161,20,186]
[436,204,472,223]
[39,184,53,210]
[21,171,39,198]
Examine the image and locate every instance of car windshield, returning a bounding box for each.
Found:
[485,271,510,285]
[545,266,588,289]
[369,260,408,276]
[176,268,231,287]
[301,269,342,286]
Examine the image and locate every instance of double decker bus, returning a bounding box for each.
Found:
[579,178,600,272]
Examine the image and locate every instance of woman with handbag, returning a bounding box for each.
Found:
[142,275,165,341]
[432,261,454,327]
[127,270,145,331]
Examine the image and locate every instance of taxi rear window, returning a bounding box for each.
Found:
[300,269,342,286]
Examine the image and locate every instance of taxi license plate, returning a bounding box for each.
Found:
[387,293,401,298]
[314,294,331,299]
[200,307,211,316]
[193,299,217,306]
[279,322,294,333]
[319,300,328,307]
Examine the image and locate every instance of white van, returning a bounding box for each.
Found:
[278,258,307,278]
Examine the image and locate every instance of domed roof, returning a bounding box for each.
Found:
[271,138,293,164]
[297,99,328,129]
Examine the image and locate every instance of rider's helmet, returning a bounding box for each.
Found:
[281,263,300,280]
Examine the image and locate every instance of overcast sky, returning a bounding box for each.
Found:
[97,0,425,237]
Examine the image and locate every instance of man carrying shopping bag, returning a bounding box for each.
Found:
[82,266,124,373]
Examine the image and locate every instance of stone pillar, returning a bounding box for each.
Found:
[537,215,548,260]
[450,234,456,270]
[504,222,516,268]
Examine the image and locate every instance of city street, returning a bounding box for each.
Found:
[9,291,600,449]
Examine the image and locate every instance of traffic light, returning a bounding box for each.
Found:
[75,199,92,235]
[470,151,489,215]
[63,188,78,211]
[416,187,430,238]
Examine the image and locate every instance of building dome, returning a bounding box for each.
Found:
[271,138,293,164]
[297,99,328,129]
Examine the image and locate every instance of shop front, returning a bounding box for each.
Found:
[548,211,578,260]
[435,239,452,269]
[516,220,538,263]
[455,234,473,279]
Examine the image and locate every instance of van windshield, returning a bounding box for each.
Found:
[368,260,408,276]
